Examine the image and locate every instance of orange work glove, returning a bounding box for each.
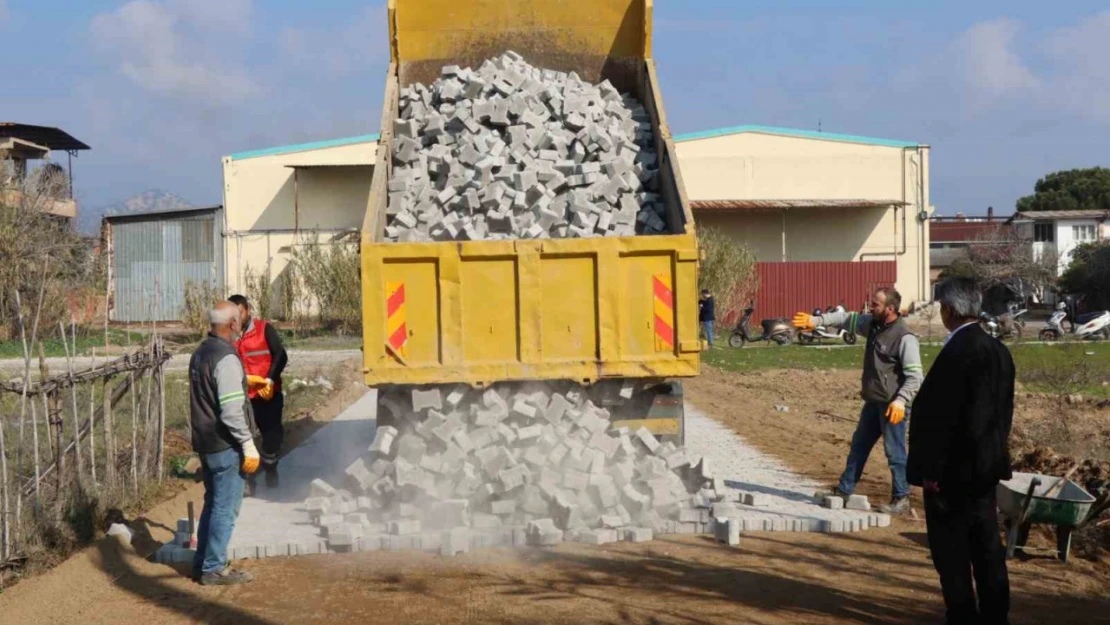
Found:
[792,312,816,331]
[258,379,275,401]
[247,374,267,389]
[885,400,906,425]
[241,439,260,474]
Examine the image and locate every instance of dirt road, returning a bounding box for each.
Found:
[1,365,1107,624]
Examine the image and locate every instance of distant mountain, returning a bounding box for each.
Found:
[78,190,195,234]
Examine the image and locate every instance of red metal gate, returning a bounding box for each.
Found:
[747,261,897,324]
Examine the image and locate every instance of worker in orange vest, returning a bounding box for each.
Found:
[229,294,288,491]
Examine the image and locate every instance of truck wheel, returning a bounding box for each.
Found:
[728,333,745,348]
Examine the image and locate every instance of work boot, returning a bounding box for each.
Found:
[878,496,911,516]
[200,566,254,586]
[244,476,257,498]
[264,465,279,489]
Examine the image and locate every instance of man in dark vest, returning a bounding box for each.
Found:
[189,300,259,585]
[793,287,924,515]
[909,277,1013,624]
[229,294,288,490]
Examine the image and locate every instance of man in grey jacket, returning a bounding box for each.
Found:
[189,301,260,585]
[793,287,924,515]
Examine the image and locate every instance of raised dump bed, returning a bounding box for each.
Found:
[361,0,699,389]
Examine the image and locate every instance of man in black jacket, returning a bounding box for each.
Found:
[699,289,716,348]
[908,277,1014,625]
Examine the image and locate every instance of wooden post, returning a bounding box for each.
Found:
[37,344,53,461]
[103,377,114,488]
[64,321,82,482]
[50,391,63,498]
[130,370,137,495]
[30,399,41,499]
[88,349,97,484]
[156,358,166,482]
[0,367,9,559]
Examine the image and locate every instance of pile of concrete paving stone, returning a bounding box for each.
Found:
[303,381,721,555]
[385,51,668,242]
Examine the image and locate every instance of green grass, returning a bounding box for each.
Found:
[0,328,148,360]
[705,341,1110,397]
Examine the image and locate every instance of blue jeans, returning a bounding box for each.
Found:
[193,447,245,576]
[838,401,910,499]
[701,321,715,346]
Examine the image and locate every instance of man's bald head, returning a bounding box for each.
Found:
[210,301,241,340]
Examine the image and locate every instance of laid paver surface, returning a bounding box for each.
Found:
[227,394,876,556]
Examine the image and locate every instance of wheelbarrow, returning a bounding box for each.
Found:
[997,471,1100,563]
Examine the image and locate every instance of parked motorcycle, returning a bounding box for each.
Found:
[728,302,794,348]
[798,305,856,345]
[979,307,1026,341]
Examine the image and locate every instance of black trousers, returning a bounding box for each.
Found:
[924,489,1010,625]
[251,391,285,470]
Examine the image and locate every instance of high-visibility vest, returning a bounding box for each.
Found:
[236,319,279,399]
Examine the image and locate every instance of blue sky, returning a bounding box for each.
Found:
[2,0,1108,216]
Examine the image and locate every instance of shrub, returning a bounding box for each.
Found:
[697,227,759,327]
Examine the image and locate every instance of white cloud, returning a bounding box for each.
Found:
[954,18,1040,108]
[90,0,260,106]
[276,4,388,77]
[172,0,253,33]
[1043,12,1110,121]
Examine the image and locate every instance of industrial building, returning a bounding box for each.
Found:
[674,125,932,318]
[132,123,932,323]
[103,206,223,322]
[221,135,379,298]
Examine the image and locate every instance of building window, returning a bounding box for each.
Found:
[1033,222,1054,243]
[1073,224,1096,242]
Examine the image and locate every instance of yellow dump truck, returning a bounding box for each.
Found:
[361,0,699,441]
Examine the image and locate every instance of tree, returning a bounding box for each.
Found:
[697,227,759,327]
[1016,167,1110,213]
[1059,242,1110,311]
[0,163,94,339]
[941,227,1058,305]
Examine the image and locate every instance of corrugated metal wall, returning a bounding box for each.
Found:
[111,210,223,322]
[748,261,897,324]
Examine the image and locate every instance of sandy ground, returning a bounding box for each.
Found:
[1,365,1108,624]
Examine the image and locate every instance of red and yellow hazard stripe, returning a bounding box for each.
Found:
[386,281,407,357]
[653,273,675,351]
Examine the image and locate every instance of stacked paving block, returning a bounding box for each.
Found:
[152,518,197,564]
[304,380,717,553]
[385,51,668,242]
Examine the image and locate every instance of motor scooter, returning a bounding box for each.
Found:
[728,302,793,348]
[798,305,856,345]
[1039,303,1068,342]
[1073,310,1110,341]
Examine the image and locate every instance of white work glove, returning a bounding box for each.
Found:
[241,439,261,474]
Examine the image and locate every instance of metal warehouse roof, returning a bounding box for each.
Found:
[1011,210,1110,221]
[0,123,90,151]
[227,134,380,161]
[691,199,908,211]
[674,124,922,149]
[104,205,222,224]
